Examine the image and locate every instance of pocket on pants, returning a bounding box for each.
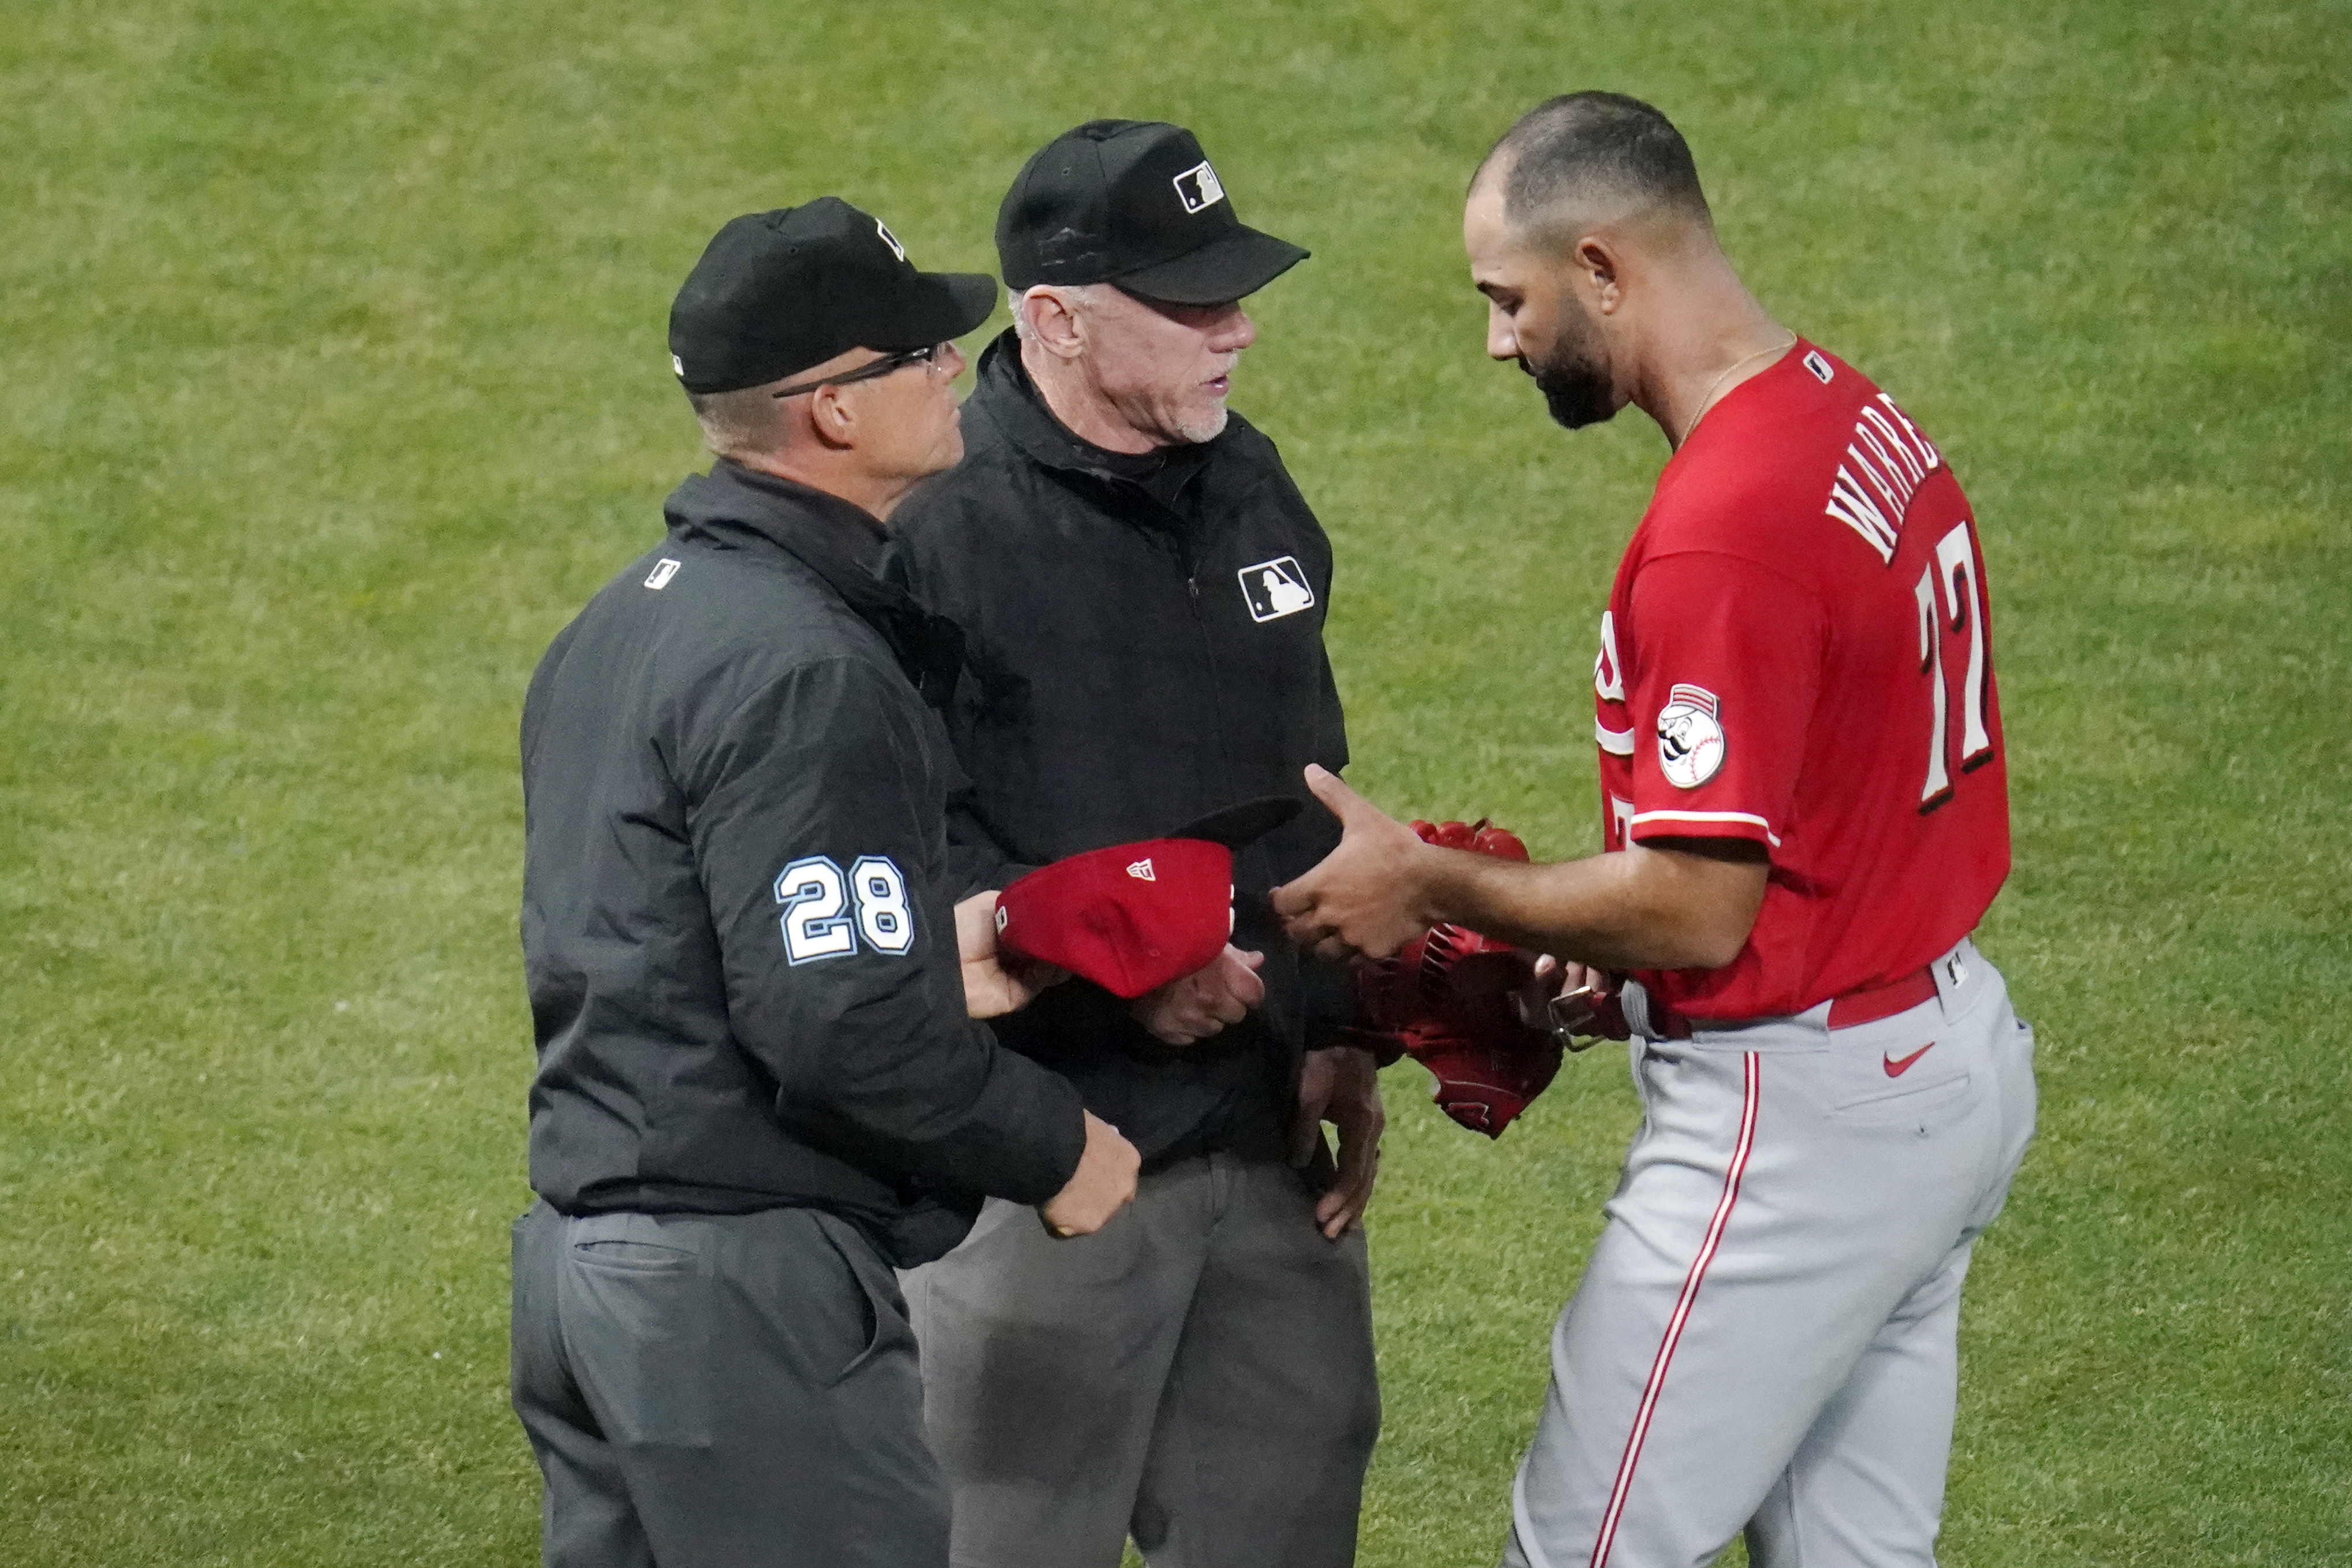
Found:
[560,1220,716,1446]
[812,1216,916,1388]
[1832,1068,1976,1130]
[571,1238,696,1270]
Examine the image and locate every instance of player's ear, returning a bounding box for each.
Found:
[1576,237,1621,312]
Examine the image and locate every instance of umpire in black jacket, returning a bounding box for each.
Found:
[512,199,1138,1568]
[884,122,1383,1568]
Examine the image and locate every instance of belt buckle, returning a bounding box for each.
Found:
[1547,986,1602,1052]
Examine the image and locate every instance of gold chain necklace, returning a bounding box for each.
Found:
[1677,331,1799,446]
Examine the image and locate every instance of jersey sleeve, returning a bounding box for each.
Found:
[680,654,1086,1205]
[1622,550,1829,851]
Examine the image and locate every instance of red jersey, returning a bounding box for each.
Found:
[1592,342,2009,1019]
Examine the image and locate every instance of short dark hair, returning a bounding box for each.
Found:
[1478,92,1711,236]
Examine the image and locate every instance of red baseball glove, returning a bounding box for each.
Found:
[1341,819,1563,1138]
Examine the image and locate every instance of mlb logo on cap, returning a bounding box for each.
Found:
[995,838,1235,999]
[1173,159,1225,214]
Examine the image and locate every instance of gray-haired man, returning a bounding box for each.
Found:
[884,122,1384,1568]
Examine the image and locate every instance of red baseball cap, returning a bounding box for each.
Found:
[995,837,1234,1000]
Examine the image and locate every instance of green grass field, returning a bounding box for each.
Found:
[4,1,2347,1563]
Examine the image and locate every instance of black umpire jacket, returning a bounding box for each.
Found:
[881,333,1351,1168]
[520,460,1085,1267]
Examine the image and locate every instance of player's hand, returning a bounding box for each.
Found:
[1272,765,1435,963]
[1512,954,1629,1045]
[1513,954,1607,1031]
[1040,1111,1141,1238]
[1129,945,1266,1046]
[955,891,1069,1019]
[1292,1044,1385,1239]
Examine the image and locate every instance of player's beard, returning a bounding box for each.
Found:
[1526,304,1617,430]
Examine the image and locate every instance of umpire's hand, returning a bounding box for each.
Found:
[1041,1112,1141,1238]
[1293,1045,1384,1239]
[956,891,1069,1018]
[1129,944,1267,1045]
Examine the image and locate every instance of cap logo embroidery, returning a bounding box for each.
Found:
[644,558,682,591]
[1127,859,1156,881]
[671,353,686,378]
[1657,682,1726,788]
[874,218,906,262]
[1238,556,1315,623]
[1173,159,1225,215]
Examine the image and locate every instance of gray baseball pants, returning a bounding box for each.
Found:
[903,1150,1381,1568]
[511,1201,946,1568]
[1504,939,2037,1568]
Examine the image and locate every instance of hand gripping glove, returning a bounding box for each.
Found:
[1344,820,1564,1137]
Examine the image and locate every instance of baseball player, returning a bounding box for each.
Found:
[1275,92,2037,1567]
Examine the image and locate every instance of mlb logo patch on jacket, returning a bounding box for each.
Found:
[1238,556,1315,623]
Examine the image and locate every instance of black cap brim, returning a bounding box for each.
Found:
[869,270,998,351]
[1170,795,1304,850]
[1114,226,1309,306]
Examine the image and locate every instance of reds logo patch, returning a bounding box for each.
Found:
[1657,683,1726,788]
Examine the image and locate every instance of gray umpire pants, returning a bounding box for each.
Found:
[511,1201,946,1568]
[903,1150,1381,1568]
[1502,940,2037,1568]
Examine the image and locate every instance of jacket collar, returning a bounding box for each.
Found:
[967,331,1214,510]
[663,460,966,707]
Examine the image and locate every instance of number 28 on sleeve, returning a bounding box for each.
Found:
[775,855,914,963]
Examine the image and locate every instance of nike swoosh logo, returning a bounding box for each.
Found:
[1884,1043,1934,1078]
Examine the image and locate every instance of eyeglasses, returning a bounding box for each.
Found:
[770,343,945,399]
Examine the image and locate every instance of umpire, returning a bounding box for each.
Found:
[884,122,1382,1568]
[511,199,1138,1568]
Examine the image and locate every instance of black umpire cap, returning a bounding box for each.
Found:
[996,121,1308,306]
[668,198,996,394]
